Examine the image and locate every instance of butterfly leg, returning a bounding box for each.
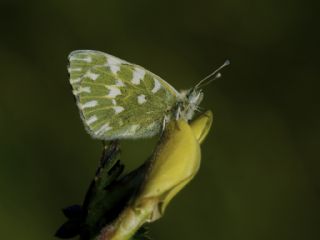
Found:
[162,116,167,132]
[161,114,171,133]
[175,106,181,120]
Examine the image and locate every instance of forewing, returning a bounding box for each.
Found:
[68,50,178,140]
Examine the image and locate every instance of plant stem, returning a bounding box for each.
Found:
[98,199,156,240]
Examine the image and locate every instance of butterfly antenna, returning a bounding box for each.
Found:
[195,59,230,89]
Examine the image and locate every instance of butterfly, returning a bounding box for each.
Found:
[68,50,229,140]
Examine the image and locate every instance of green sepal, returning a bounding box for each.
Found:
[56,141,150,240]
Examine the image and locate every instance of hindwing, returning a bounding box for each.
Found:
[68,50,178,140]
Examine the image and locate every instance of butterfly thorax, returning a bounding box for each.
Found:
[175,89,203,121]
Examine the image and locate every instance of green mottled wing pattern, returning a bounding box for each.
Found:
[68,50,178,140]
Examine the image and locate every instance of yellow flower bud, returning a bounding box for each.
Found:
[104,111,213,240]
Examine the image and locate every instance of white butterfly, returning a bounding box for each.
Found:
[68,50,228,140]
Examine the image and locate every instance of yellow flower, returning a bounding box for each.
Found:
[100,111,213,240]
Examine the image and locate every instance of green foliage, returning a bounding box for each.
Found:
[131,227,152,240]
[55,141,149,240]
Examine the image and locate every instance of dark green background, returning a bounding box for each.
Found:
[0,0,319,239]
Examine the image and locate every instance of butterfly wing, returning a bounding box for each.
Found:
[68,50,178,140]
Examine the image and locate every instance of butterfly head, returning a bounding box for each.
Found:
[176,89,203,121]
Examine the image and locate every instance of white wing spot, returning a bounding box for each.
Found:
[131,68,145,85]
[68,67,82,73]
[109,65,120,74]
[146,122,158,131]
[70,78,81,84]
[152,78,162,93]
[115,79,125,87]
[85,71,99,80]
[80,100,98,109]
[73,86,91,95]
[95,123,112,135]
[107,56,122,74]
[86,115,98,125]
[107,56,122,65]
[127,124,140,135]
[107,86,121,98]
[113,106,124,114]
[112,99,117,105]
[137,94,146,104]
[70,56,92,63]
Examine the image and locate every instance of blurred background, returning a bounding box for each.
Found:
[0,0,319,239]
